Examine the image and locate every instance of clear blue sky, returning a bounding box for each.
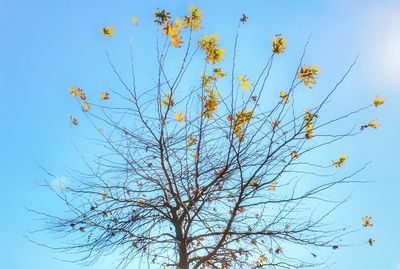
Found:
[1,0,399,268]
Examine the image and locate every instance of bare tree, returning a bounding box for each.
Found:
[33,6,383,269]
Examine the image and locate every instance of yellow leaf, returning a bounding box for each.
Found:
[101,26,115,37]
[83,101,90,112]
[258,255,267,263]
[373,95,384,107]
[367,119,380,129]
[131,16,139,26]
[362,216,373,227]
[198,34,226,63]
[161,92,174,107]
[69,87,78,97]
[279,91,289,103]
[101,92,109,100]
[268,181,277,191]
[272,35,287,54]
[213,67,226,78]
[175,112,185,122]
[171,36,183,48]
[237,74,252,91]
[332,154,347,167]
[297,64,320,89]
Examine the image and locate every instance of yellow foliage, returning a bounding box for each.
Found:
[373,96,384,107]
[267,180,277,191]
[303,111,316,139]
[362,216,373,227]
[332,154,348,167]
[272,35,287,54]
[198,34,226,64]
[279,91,289,104]
[161,92,174,107]
[297,64,320,88]
[213,67,227,78]
[201,89,219,119]
[101,26,115,37]
[368,119,380,129]
[175,112,186,122]
[131,16,139,26]
[231,109,254,141]
[237,74,252,91]
[183,5,203,31]
[101,92,109,100]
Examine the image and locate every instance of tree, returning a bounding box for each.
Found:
[36,5,384,269]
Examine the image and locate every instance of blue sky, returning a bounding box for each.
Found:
[1,0,399,268]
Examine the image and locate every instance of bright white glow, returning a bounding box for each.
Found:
[381,34,400,84]
[362,8,400,88]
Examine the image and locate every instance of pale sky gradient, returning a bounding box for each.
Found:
[1,0,399,268]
